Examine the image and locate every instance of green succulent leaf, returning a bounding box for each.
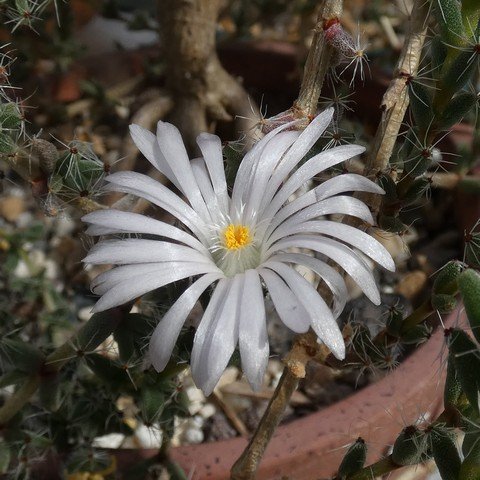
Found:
[0,338,45,374]
[447,328,480,414]
[433,261,464,296]
[392,426,429,465]
[338,437,367,478]
[440,92,478,129]
[430,426,461,480]
[434,0,466,47]
[458,269,480,342]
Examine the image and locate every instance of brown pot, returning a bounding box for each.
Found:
[169,310,456,479]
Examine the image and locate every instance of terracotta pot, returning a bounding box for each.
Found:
[169,310,456,479]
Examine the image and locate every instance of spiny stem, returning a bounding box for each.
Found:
[399,300,434,334]
[363,0,430,213]
[230,368,301,480]
[294,0,344,117]
[230,332,328,479]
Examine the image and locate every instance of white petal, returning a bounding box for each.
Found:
[191,278,241,395]
[148,273,222,372]
[190,279,230,377]
[265,173,384,239]
[92,262,221,312]
[258,108,335,213]
[238,269,269,391]
[105,171,208,242]
[83,239,214,266]
[268,253,347,318]
[129,124,181,191]
[231,120,300,215]
[261,144,366,225]
[315,173,385,201]
[156,121,210,221]
[92,263,171,295]
[266,196,374,243]
[266,234,381,305]
[82,209,209,254]
[91,261,220,296]
[243,131,300,223]
[258,268,310,333]
[263,261,345,360]
[269,220,395,271]
[196,133,230,214]
[191,158,222,223]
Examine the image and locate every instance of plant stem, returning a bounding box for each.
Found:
[0,375,40,425]
[230,368,300,480]
[230,333,328,479]
[294,0,343,117]
[346,455,400,480]
[363,0,429,212]
[399,300,433,334]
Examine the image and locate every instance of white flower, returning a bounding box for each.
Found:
[82,108,395,395]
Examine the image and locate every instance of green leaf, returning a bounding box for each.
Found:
[433,261,464,295]
[431,293,457,313]
[0,370,26,388]
[140,386,165,424]
[39,372,62,412]
[338,437,367,478]
[85,353,128,388]
[447,328,480,414]
[444,353,462,408]
[0,442,10,474]
[430,426,461,480]
[392,426,429,465]
[460,431,480,480]
[402,177,432,205]
[440,92,477,129]
[434,0,466,47]
[0,338,45,374]
[46,310,124,370]
[386,307,403,337]
[430,35,447,78]
[407,80,434,132]
[442,50,479,92]
[458,269,480,342]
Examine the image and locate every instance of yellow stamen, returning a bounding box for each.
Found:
[223,224,252,251]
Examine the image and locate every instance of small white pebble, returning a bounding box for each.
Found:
[135,423,163,448]
[78,306,94,322]
[44,259,59,280]
[16,212,33,229]
[13,260,30,279]
[55,215,76,236]
[198,403,216,419]
[216,366,239,389]
[92,433,125,448]
[181,416,205,444]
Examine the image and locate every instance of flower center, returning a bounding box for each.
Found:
[223,224,252,251]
